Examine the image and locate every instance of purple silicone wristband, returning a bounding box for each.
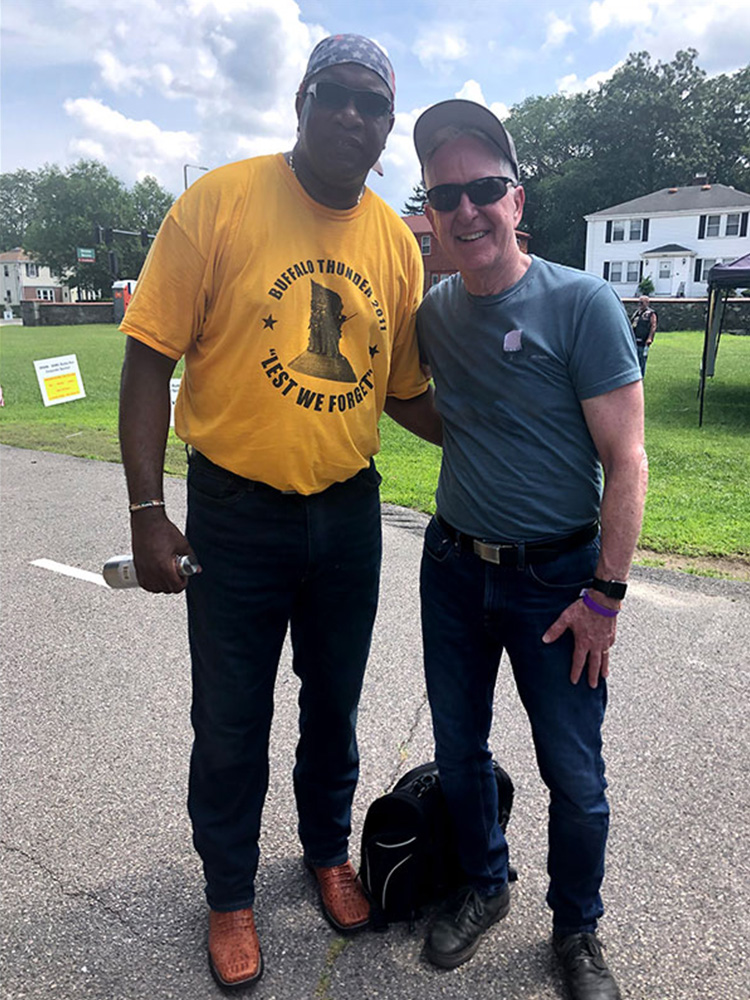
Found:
[581,589,619,618]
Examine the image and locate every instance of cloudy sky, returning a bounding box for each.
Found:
[1,0,747,213]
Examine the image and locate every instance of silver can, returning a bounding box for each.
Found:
[102,553,199,589]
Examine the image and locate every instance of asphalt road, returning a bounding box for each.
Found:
[1,444,748,1000]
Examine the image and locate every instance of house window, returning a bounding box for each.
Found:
[659,260,672,279]
[420,234,431,255]
[430,273,441,286]
[3,265,8,277]
[611,221,625,242]
[726,213,740,237]
[36,288,55,301]
[705,215,720,238]
[701,259,718,281]
[626,261,640,282]
[629,219,643,241]
[609,261,623,283]
[26,262,39,277]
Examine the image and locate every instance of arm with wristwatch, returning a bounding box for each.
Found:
[542,380,648,688]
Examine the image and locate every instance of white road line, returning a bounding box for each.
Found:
[31,559,108,587]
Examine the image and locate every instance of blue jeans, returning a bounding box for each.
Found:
[636,342,649,375]
[185,453,382,911]
[420,515,609,934]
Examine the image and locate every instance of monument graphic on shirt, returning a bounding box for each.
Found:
[288,280,357,383]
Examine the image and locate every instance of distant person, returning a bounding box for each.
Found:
[630,295,658,375]
[118,34,439,990]
[412,99,647,1000]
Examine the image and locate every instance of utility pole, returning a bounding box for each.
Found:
[183,164,209,190]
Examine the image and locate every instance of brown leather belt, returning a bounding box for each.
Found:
[436,514,598,567]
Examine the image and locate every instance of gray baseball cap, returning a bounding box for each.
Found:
[414,99,519,182]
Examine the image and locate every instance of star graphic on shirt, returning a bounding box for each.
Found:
[369,344,379,357]
[263,314,277,329]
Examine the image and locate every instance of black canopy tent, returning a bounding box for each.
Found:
[699,253,750,425]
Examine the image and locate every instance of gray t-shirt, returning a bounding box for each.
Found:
[417,256,641,540]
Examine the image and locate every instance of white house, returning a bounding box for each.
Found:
[0,248,71,308]
[584,180,750,298]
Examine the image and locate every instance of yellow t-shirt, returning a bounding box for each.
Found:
[121,154,427,494]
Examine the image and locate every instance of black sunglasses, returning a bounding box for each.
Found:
[426,176,516,213]
[306,81,392,119]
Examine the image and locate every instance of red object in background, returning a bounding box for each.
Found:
[112,279,137,323]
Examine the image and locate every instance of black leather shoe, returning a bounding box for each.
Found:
[553,932,621,1000]
[425,885,510,969]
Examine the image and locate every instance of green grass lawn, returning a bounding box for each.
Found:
[639,330,749,557]
[1,324,748,559]
[0,325,187,475]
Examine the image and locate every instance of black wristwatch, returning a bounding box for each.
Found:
[591,577,628,600]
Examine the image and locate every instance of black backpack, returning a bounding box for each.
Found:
[360,760,515,929]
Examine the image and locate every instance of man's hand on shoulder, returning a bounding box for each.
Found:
[542,596,618,687]
[131,509,199,593]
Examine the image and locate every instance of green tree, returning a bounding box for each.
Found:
[506,49,750,267]
[505,92,592,182]
[0,168,39,250]
[694,64,750,192]
[19,162,174,296]
[23,160,132,295]
[403,181,427,215]
[131,174,174,235]
[110,174,174,280]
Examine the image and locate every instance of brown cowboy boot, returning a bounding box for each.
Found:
[310,861,371,932]
[208,907,263,988]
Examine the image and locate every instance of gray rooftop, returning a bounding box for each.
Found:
[643,244,695,255]
[587,184,750,217]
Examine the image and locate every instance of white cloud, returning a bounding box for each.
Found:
[544,12,575,49]
[589,0,657,34]
[382,109,422,178]
[63,98,200,187]
[455,81,510,121]
[587,0,750,74]
[14,0,327,190]
[413,26,469,68]
[84,0,325,140]
[370,106,428,216]
[627,0,750,73]
[69,138,107,160]
[557,61,623,95]
[94,51,149,95]
[456,80,485,103]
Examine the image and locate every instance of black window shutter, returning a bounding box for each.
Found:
[605,221,612,243]
[639,261,644,280]
[740,212,749,237]
[642,218,649,241]
[694,259,702,281]
[698,215,706,239]
[603,262,610,279]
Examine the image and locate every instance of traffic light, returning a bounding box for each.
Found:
[104,227,114,247]
[93,225,104,245]
[140,228,150,248]
[108,250,119,278]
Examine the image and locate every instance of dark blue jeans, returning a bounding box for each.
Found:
[636,342,649,375]
[420,515,609,934]
[185,454,382,911]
